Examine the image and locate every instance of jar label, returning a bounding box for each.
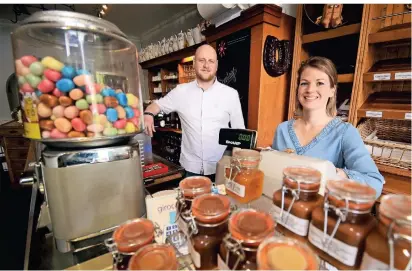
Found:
[308,223,358,267]
[217,253,230,270]
[271,205,310,236]
[360,253,395,270]
[188,238,201,268]
[320,259,339,270]
[177,217,188,236]
[226,180,245,197]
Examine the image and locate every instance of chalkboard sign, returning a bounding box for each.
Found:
[216,28,251,126]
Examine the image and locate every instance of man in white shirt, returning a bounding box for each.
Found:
[143,44,245,180]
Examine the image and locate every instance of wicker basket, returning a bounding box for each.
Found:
[357,119,411,170]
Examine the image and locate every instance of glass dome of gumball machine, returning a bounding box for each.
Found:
[12,10,147,268]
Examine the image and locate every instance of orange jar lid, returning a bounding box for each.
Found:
[113,218,154,253]
[257,236,320,270]
[128,244,178,270]
[191,194,231,224]
[179,176,212,199]
[232,149,261,167]
[229,209,276,247]
[379,194,411,235]
[326,179,376,211]
[283,166,321,191]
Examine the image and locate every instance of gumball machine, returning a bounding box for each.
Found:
[12,10,147,266]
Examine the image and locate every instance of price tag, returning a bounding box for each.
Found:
[394,72,412,80]
[405,113,412,120]
[373,73,391,81]
[366,111,383,118]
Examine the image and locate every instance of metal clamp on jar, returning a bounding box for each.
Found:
[308,179,377,269]
[225,149,264,205]
[175,176,212,236]
[104,218,162,270]
[218,209,276,270]
[184,194,231,270]
[361,194,412,270]
[272,166,323,240]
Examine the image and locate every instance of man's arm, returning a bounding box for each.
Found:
[230,91,245,129]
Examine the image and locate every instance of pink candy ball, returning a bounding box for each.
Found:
[52,105,65,118]
[21,55,38,67]
[71,118,86,132]
[133,109,140,118]
[89,104,106,114]
[44,69,62,82]
[52,88,64,97]
[37,78,55,93]
[64,106,79,119]
[21,83,34,93]
[42,130,51,139]
[128,117,140,127]
[113,119,127,129]
[50,128,67,139]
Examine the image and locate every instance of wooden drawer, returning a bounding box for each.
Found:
[0,128,23,137]
[10,159,27,171]
[7,149,29,160]
[5,137,30,149]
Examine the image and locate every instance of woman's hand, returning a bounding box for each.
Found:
[336,168,349,179]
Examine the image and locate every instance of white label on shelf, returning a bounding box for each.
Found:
[366,111,383,118]
[188,238,201,268]
[321,260,339,271]
[394,72,412,80]
[373,73,391,81]
[271,205,310,236]
[177,216,188,236]
[226,180,245,197]
[308,223,358,267]
[2,162,8,171]
[405,113,412,120]
[217,254,230,270]
[360,252,394,270]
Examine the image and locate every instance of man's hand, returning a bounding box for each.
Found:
[144,114,156,137]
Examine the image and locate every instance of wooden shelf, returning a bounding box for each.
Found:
[357,92,411,120]
[369,26,412,44]
[377,164,411,178]
[337,73,354,83]
[140,42,206,69]
[380,171,411,197]
[302,23,361,44]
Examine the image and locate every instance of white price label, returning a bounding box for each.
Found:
[405,113,412,120]
[271,205,310,236]
[366,111,383,118]
[321,260,339,271]
[226,180,245,197]
[373,73,391,81]
[394,72,412,80]
[308,224,358,267]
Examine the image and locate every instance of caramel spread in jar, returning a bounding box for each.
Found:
[128,244,178,270]
[257,236,320,270]
[308,179,377,269]
[219,209,276,270]
[360,194,411,270]
[272,166,323,240]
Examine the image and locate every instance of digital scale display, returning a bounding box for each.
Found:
[218,128,257,149]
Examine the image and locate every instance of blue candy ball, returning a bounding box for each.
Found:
[61,66,76,79]
[35,90,42,97]
[116,93,128,107]
[124,106,134,119]
[56,78,75,92]
[76,69,90,75]
[101,87,116,97]
[106,108,118,122]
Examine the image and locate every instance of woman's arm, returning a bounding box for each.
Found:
[341,125,384,198]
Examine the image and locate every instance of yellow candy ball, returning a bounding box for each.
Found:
[125,122,136,133]
[41,56,64,71]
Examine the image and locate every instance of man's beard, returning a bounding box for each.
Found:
[196,70,216,82]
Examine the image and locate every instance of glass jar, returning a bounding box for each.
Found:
[308,179,377,269]
[187,193,231,270]
[360,194,411,270]
[225,149,264,204]
[128,244,178,270]
[176,176,212,235]
[257,236,320,270]
[11,10,143,145]
[105,218,156,270]
[272,166,323,241]
[219,209,276,270]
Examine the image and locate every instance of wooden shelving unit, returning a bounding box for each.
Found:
[369,26,411,44]
[302,23,361,44]
[338,73,355,83]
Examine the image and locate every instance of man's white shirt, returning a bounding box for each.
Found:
[155,79,245,175]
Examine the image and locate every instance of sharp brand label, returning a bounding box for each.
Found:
[226,140,241,146]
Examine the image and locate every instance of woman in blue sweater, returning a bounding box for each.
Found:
[272,56,384,197]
